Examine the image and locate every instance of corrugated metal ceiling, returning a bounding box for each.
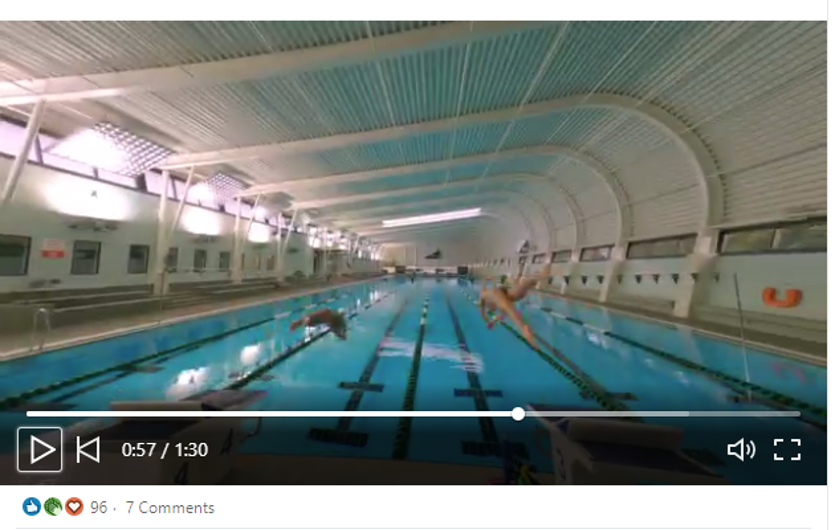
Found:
[0,20,824,249]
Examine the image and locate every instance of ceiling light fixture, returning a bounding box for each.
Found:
[382,208,482,228]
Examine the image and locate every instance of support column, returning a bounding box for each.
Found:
[673,229,719,318]
[560,247,582,295]
[0,100,46,212]
[152,170,172,295]
[278,210,298,281]
[274,217,282,282]
[167,166,196,242]
[599,244,627,303]
[231,197,243,283]
[239,195,262,280]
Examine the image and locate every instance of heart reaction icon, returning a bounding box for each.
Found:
[66,498,83,516]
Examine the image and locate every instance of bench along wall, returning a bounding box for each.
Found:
[0,157,316,292]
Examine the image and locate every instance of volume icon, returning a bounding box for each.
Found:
[727,438,756,462]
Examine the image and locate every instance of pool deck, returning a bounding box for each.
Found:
[0,275,385,362]
[534,287,826,366]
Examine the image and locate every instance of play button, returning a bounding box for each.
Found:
[17,427,63,473]
[31,435,57,464]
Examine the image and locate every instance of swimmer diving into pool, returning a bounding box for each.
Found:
[290,308,348,340]
[478,263,552,349]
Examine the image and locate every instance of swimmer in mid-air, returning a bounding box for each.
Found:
[478,264,552,349]
[290,308,348,340]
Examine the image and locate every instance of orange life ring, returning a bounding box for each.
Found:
[762,287,802,308]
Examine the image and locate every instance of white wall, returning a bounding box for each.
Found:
[382,241,475,269]
[706,254,825,320]
[0,157,316,292]
[473,249,826,342]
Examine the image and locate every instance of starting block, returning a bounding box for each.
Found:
[529,404,729,485]
[54,390,266,485]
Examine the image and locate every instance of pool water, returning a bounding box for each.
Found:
[0,278,826,484]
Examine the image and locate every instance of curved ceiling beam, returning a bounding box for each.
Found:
[239,146,623,240]
[242,144,606,192]
[295,172,579,250]
[160,93,719,228]
[508,177,583,249]
[0,22,548,105]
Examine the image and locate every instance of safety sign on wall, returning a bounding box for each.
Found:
[41,239,66,259]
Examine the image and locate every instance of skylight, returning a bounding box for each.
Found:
[205,172,247,203]
[382,208,482,228]
[49,122,172,176]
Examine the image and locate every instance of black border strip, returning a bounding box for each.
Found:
[391,296,430,459]
[335,293,413,430]
[443,286,500,444]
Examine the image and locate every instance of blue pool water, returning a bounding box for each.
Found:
[0,278,826,484]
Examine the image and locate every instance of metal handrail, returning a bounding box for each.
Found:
[30,306,52,353]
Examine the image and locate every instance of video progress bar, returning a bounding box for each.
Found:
[26,410,802,419]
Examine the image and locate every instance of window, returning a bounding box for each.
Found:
[0,234,31,276]
[550,249,572,263]
[580,245,612,262]
[127,244,150,274]
[517,240,530,254]
[165,247,179,272]
[627,234,697,259]
[718,218,826,255]
[720,228,775,254]
[218,251,231,271]
[193,248,208,272]
[773,219,826,252]
[266,254,276,271]
[532,253,546,264]
[71,240,101,275]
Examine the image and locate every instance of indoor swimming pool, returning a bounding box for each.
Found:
[0,277,826,484]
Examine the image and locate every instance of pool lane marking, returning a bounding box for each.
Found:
[537,305,827,422]
[307,294,414,447]
[443,286,528,459]
[391,296,430,460]
[459,291,633,415]
[0,290,362,411]
[225,291,396,391]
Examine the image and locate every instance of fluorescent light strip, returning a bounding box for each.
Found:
[382,208,481,228]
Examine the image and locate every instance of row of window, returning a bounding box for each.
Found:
[0,235,287,277]
[718,218,825,254]
[475,218,828,266]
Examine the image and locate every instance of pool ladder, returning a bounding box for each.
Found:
[30,306,52,353]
